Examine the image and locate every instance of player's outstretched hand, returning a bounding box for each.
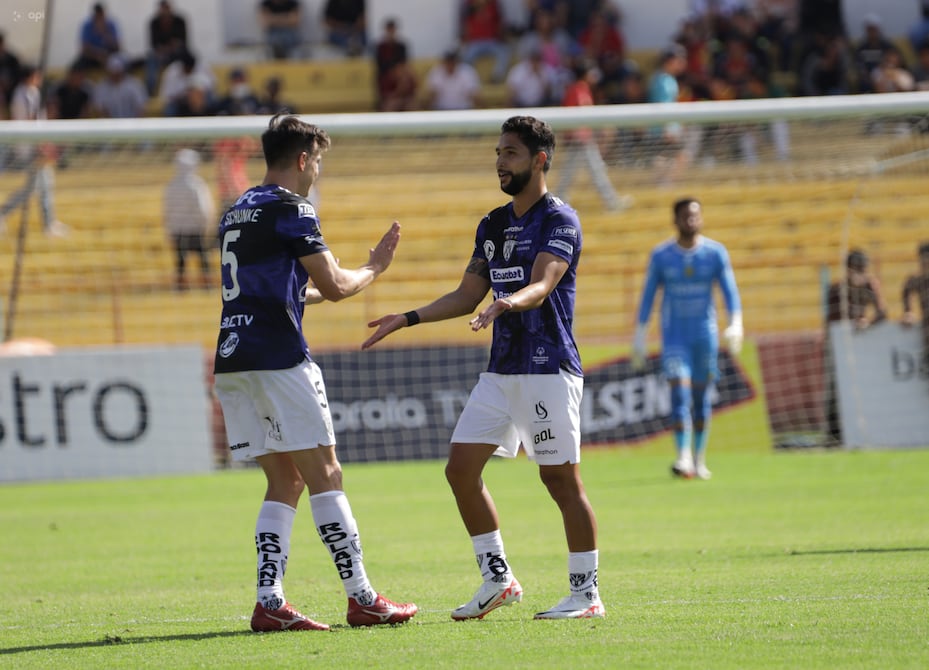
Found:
[369,221,401,275]
[469,298,512,332]
[362,313,407,350]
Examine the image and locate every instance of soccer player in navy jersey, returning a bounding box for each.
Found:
[212,113,416,632]
[632,198,743,480]
[363,116,604,620]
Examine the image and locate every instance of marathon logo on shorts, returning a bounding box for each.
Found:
[230,441,250,451]
[490,266,524,282]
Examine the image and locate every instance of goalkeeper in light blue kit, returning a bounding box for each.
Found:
[632,198,742,480]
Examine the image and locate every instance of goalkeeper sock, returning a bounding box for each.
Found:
[255,501,296,610]
[670,384,693,465]
[310,490,374,604]
[694,430,709,467]
[693,384,712,466]
[471,529,513,583]
[568,550,600,600]
[674,429,692,463]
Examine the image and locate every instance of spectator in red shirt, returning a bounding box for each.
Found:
[460,0,511,82]
[555,59,630,212]
[577,7,624,69]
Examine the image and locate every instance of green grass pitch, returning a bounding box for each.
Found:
[2,445,928,669]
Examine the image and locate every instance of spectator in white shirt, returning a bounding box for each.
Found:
[93,53,148,118]
[505,48,559,107]
[425,49,482,110]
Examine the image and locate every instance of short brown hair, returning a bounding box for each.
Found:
[261,113,331,169]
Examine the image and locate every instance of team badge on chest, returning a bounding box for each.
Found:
[503,239,516,261]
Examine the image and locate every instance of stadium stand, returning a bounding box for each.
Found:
[1,125,926,351]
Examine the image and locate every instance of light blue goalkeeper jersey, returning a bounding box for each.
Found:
[636,236,740,345]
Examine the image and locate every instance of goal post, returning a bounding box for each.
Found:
[1,90,927,477]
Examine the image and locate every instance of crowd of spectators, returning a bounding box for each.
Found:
[0,1,928,123]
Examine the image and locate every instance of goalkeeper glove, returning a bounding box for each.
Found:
[631,324,647,372]
[723,313,743,355]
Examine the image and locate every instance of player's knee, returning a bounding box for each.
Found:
[445,458,477,492]
[538,466,580,503]
[266,475,306,504]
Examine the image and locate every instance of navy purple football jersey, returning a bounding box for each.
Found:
[474,193,583,376]
[214,184,328,373]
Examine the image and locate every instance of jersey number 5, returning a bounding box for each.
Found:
[221,229,241,301]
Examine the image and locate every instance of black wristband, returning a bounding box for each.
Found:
[404,310,420,326]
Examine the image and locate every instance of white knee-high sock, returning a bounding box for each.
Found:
[255,501,296,610]
[471,530,513,583]
[568,550,600,601]
[310,490,375,604]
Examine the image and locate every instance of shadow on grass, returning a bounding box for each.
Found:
[0,630,253,655]
[786,546,929,556]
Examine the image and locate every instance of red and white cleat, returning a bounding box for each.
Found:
[250,601,330,632]
[346,593,418,627]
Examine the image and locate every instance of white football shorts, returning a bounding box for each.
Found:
[214,360,336,462]
[450,370,583,464]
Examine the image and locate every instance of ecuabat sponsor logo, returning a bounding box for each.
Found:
[490,266,524,282]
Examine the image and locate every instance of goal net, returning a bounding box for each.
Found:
[1,91,927,478]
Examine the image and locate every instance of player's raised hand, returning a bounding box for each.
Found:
[362,313,407,349]
[369,221,401,274]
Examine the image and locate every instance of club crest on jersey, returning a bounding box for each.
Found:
[484,240,495,260]
[503,239,516,261]
[219,332,239,358]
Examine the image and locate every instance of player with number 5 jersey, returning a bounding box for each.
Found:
[213,113,416,632]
